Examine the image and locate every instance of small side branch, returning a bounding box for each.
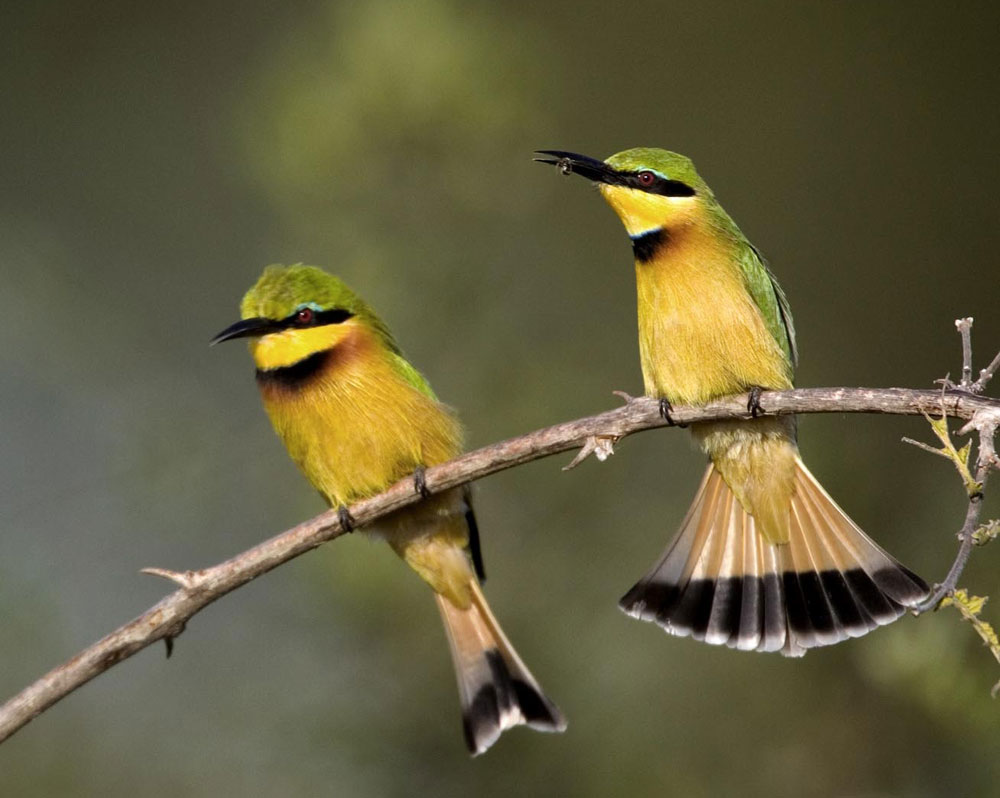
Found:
[950,317,1000,395]
[915,477,988,613]
[910,320,1000,612]
[0,386,998,744]
[974,350,1000,394]
[958,317,974,388]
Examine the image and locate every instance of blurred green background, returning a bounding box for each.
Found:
[2,1,1000,795]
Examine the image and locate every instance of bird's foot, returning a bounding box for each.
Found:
[337,505,357,533]
[659,397,686,428]
[747,385,764,418]
[413,466,431,499]
[162,621,186,659]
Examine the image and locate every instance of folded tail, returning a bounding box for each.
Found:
[619,459,928,656]
[436,581,566,755]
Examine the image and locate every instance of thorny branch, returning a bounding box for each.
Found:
[910,319,1000,611]
[901,318,1000,692]
[1,375,999,743]
[909,408,998,613]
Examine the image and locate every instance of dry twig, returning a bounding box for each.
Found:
[892,317,1000,696]
[909,318,1000,612]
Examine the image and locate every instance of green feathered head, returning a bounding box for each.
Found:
[239,264,399,353]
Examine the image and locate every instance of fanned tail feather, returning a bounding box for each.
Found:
[436,581,566,755]
[619,459,928,656]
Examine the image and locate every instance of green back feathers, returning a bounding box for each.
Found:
[241,264,439,398]
[606,148,797,369]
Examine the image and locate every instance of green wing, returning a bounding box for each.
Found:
[355,299,440,400]
[740,243,798,370]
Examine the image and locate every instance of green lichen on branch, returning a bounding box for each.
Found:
[973,519,1000,546]
[940,590,1000,698]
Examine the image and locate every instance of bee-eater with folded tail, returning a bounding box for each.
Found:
[536,148,928,656]
[212,264,565,753]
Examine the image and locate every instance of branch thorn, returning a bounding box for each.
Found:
[563,435,617,471]
[140,567,201,590]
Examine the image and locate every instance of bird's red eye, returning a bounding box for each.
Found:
[295,307,314,325]
[637,170,656,187]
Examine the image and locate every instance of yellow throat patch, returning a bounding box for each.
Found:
[250,320,359,371]
[599,184,698,237]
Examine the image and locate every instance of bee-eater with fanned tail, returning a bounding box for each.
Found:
[536,149,928,656]
[212,264,565,753]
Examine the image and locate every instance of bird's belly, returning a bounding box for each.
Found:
[263,392,422,506]
[640,317,735,404]
[637,285,791,405]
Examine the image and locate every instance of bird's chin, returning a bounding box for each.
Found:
[596,186,652,236]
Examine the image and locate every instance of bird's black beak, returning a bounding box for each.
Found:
[210,317,281,346]
[533,150,619,185]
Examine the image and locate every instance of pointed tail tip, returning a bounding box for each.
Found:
[462,649,566,756]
